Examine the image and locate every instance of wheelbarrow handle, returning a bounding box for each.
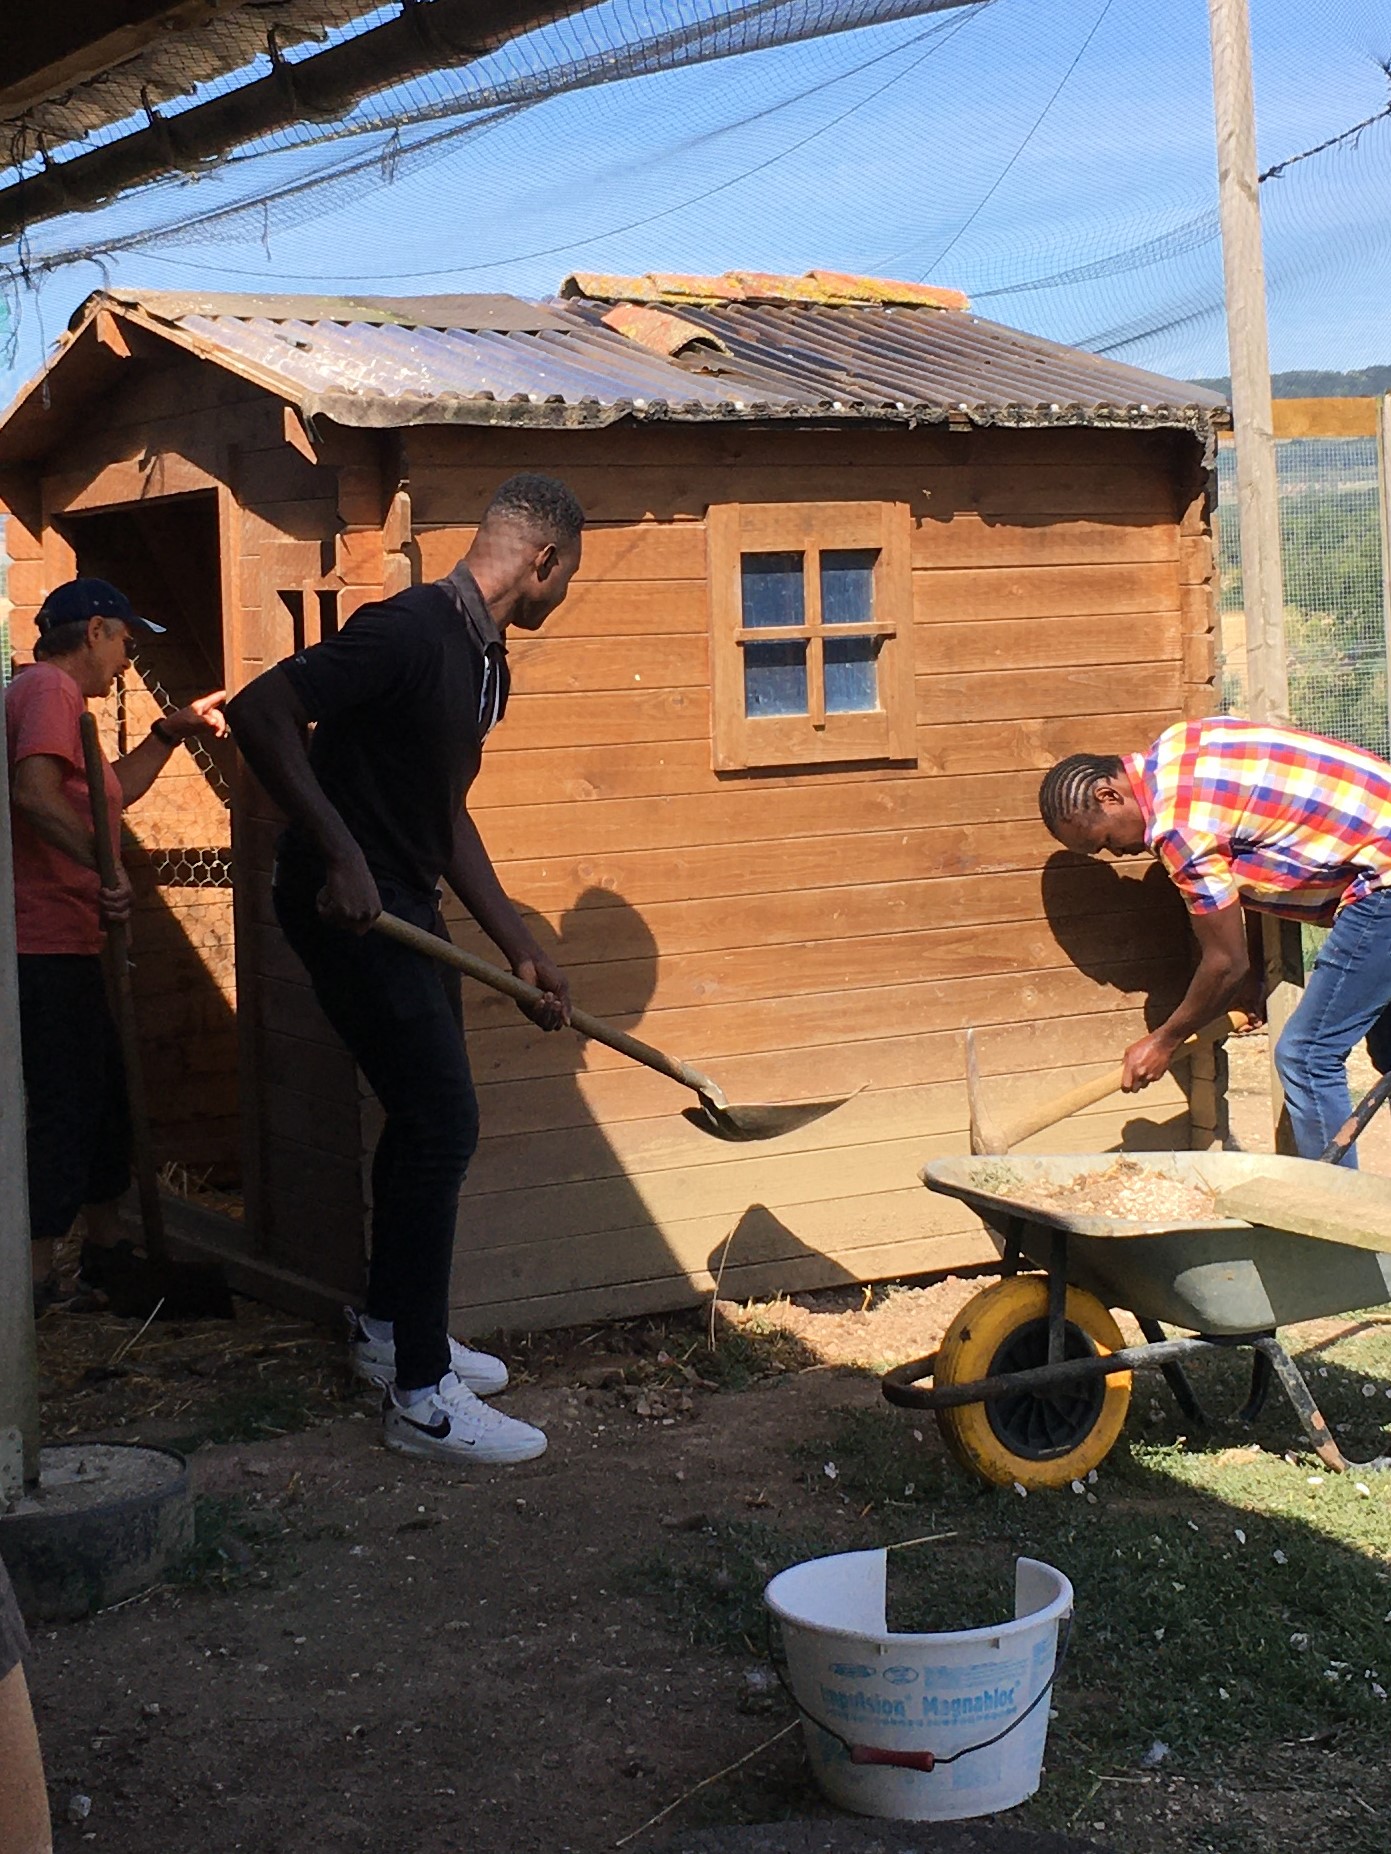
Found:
[1319,1067,1391,1165]
[368,912,719,1100]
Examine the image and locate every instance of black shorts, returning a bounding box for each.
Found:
[17,954,131,1242]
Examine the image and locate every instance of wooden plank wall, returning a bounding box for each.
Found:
[405,421,1214,1330]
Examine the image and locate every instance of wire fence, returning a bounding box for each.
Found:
[1217,426,1389,758]
[107,658,234,892]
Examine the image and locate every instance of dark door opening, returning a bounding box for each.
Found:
[59,493,242,1200]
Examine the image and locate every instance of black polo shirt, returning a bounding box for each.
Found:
[275,564,508,897]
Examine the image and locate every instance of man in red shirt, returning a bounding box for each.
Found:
[5,578,226,1305]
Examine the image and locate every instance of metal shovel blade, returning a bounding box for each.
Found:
[682,1095,855,1143]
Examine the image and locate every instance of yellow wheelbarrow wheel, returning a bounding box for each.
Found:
[935,1277,1132,1490]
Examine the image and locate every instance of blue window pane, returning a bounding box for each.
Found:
[824,636,878,713]
[744,641,808,716]
[820,549,876,625]
[741,552,804,628]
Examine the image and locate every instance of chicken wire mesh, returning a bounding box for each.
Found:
[1216,422,1391,760]
[111,658,233,891]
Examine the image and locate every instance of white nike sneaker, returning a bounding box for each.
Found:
[346,1308,509,1397]
[382,1372,548,1465]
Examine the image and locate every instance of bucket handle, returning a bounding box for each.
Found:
[849,1746,940,1772]
[763,1610,1072,1775]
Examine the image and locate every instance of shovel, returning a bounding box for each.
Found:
[966,1012,1249,1155]
[79,714,234,1319]
[371,911,850,1142]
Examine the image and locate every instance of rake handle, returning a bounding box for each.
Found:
[79,711,168,1259]
[369,911,715,1099]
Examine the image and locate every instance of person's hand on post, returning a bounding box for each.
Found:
[317,847,382,935]
[1121,1029,1179,1092]
[164,690,229,741]
[1231,974,1267,1028]
[98,867,134,925]
[512,949,571,1032]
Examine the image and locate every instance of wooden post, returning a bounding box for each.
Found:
[1207,0,1301,1150]
[0,685,41,1504]
[1378,394,1391,757]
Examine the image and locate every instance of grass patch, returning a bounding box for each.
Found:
[625,1517,827,1657]
[631,1314,1391,1842]
[171,1495,290,1591]
[164,1382,340,1453]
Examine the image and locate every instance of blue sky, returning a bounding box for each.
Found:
[2,0,1388,402]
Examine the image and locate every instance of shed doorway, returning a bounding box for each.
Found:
[57,493,242,1204]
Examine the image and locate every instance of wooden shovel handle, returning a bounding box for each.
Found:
[370,912,716,1100]
[1001,1011,1247,1149]
[79,712,167,1257]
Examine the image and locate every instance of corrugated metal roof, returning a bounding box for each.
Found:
[15,279,1230,445]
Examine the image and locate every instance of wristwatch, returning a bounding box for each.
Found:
[151,717,179,748]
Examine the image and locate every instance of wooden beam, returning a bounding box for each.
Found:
[1208,0,1287,724]
[1208,0,1302,1153]
[1379,397,1391,771]
[0,3,231,121]
[0,0,602,238]
[1271,396,1380,440]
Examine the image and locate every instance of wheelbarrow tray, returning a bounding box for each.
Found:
[923,1152,1391,1336]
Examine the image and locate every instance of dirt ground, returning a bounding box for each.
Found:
[18,1032,1391,1853]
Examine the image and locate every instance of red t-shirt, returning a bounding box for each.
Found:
[4,663,123,955]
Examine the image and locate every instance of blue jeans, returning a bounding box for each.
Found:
[1273,889,1391,1164]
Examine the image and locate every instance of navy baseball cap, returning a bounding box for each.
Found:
[35,578,166,640]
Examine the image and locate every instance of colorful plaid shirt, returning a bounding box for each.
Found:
[1124,717,1391,926]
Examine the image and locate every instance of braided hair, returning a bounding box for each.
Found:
[1038,752,1125,840]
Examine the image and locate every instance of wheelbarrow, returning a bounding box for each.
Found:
[882,1149,1391,1490]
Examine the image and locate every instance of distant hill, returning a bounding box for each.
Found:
[1193,367,1391,398]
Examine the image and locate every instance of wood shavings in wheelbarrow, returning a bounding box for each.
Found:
[1000,1158,1217,1223]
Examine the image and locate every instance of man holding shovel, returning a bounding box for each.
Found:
[226,474,582,1468]
[5,578,226,1307]
[1039,715,1391,1161]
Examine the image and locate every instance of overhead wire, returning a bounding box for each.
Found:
[890,0,1117,279]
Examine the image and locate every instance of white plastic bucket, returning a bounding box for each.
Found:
[764,1548,1072,1822]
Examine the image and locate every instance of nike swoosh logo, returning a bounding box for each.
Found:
[397,1411,453,1440]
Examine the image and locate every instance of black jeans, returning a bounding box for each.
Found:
[273,863,480,1390]
[18,955,131,1242]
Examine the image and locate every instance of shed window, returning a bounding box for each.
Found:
[708,503,915,770]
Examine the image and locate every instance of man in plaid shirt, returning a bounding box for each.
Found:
[1039,716,1391,1161]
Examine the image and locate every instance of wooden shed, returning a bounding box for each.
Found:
[0,272,1228,1329]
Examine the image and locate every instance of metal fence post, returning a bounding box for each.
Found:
[0,682,40,1506]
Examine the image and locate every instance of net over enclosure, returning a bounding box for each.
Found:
[0,2,985,249]
[1216,410,1391,760]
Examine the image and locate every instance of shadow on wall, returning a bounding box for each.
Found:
[1041,850,1194,1032]
[1039,850,1198,1151]
[452,884,853,1323]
